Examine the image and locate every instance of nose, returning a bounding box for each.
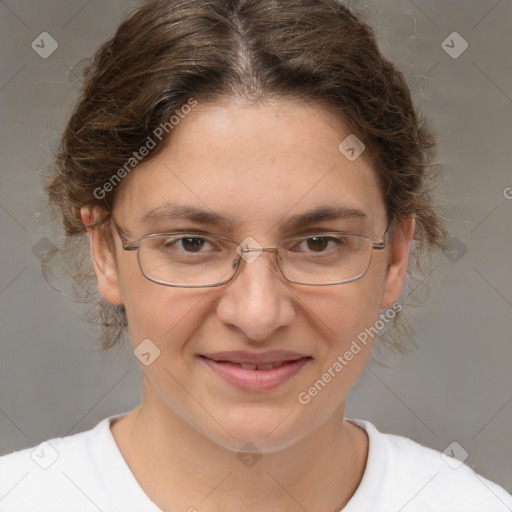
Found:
[215,247,296,342]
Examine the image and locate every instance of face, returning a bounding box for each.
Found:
[85,97,413,453]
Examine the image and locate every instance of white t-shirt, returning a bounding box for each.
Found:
[0,413,510,511]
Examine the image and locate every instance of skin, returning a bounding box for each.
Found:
[82,97,414,512]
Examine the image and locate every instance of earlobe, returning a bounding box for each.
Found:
[81,207,123,306]
[380,217,415,310]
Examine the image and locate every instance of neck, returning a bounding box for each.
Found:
[111,380,368,512]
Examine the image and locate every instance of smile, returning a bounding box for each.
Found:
[198,355,312,392]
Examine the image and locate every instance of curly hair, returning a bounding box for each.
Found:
[44,0,448,353]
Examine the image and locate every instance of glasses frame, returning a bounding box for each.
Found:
[111,216,393,288]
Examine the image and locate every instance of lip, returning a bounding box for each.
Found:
[198,353,312,392]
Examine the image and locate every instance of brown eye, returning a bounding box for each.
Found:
[158,235,212,254]
[306,237,329,252]
[292,236,344,254]
[156,234,229,256]
[178,237,206,252]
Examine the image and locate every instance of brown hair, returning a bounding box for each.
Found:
[45,0,448,353]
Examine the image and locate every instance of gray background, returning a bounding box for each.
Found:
[1,0,511,494]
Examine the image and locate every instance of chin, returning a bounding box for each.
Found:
[199,405,308,454]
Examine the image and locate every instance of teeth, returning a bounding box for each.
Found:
[257,363,279,370]
[240,361,286,370]
[240,363,258,370]
[211,359,294,370]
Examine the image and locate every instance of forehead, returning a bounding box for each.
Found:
[114,98,386,234]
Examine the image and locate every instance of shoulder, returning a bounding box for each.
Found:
[0,417,113,512]
[346,418,512,512]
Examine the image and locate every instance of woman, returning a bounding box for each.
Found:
[0,0,510,510]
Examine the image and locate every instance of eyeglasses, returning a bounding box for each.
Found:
[111,217,392,287]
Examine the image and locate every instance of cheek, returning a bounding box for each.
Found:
[293,286,382,421]
[117,255,205,349]
[306,277,384,348]
[303,274,385,383]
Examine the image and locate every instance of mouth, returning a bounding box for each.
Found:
[203,358,297,371]
[198,354,312,392]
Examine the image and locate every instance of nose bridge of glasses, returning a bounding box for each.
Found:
[238,246,278,253]
[232,244,281,279]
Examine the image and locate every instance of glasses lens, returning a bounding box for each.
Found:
[278,233,373,285]
[137,232,373,286]
[138,233,237,286]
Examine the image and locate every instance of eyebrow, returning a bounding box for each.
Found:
[139,203,368,231]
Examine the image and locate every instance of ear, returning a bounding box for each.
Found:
[81,207,123,306]
[380,216,415,309]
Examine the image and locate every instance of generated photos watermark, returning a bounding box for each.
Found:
[93,97,198,200]
[298,301,402,405]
